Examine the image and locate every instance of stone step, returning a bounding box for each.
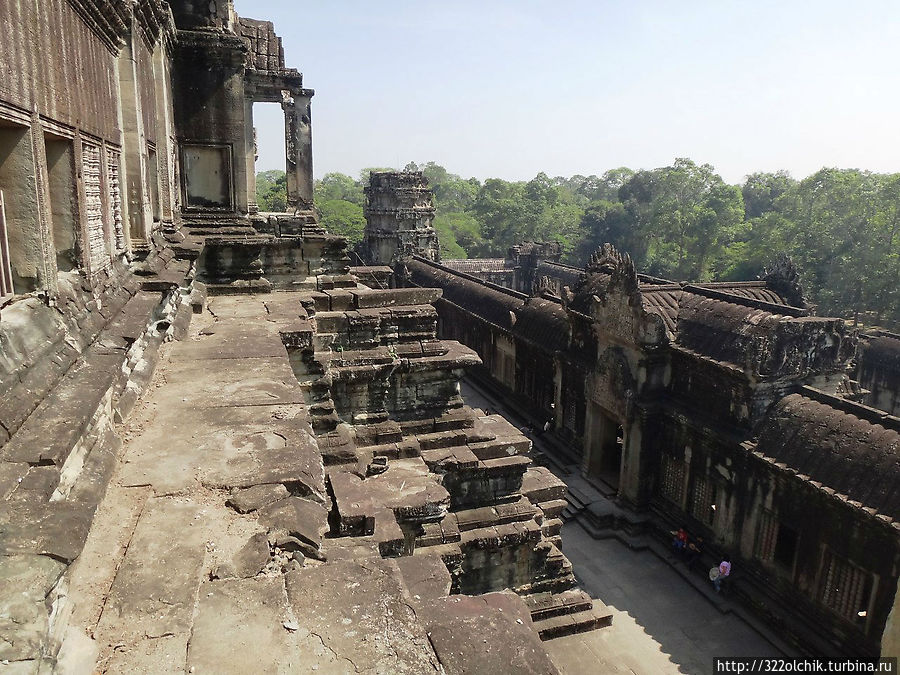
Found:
[416,430,470,451]
[521,467,567,504]
[413,542,462,566]
[525,589,594,622]
[458,519,542,551]
[532,602,613,641]
[521,573,579,597]
[541,517,563,539]
[537,499,568,520]
[466,435,531,461]
[451,497,538,533]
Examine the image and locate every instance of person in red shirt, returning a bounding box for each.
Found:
[672,525,689,555]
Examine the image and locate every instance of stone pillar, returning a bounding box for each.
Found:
[28,115,59,294]
[151,45,177,225]
[245,97,258,214]
[283,89,314,208]
[117,29,152,244]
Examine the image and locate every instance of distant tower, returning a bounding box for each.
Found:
[363,171,439,265]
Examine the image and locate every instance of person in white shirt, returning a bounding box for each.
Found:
[714,555,731,593]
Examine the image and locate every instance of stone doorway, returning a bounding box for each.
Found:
[586,403,624,491]
[250,101,288,214]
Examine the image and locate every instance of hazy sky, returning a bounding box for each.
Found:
[234,1,900,185]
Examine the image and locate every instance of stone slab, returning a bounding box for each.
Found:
[284,559,441,674]
[226,483,290,514]
[0,500,94,562]
[156,357,305,408]
[97,499,207,642]
[331,458,450,525]
[120,404,324,501]
[232,532,270,578]
[395,552,452,601]
[170,322,287,360]
[419,592,559,675]
[187,577,346,674]
[257,497,328,550]
[0,554,66,662]
[521,467,568,504]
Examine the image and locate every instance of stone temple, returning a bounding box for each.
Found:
[0,2,898,673]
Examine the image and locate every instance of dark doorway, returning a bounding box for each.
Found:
[587,404,624,489]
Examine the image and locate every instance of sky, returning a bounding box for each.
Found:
[234,1,900,185]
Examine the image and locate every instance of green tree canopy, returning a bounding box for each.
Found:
[316,199,366,247]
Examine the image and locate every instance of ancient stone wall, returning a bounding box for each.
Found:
[858,332,900,416]
[0,0,124,144]
[407,247,900,656]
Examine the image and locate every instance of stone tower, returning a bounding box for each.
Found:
[363,171,439,265]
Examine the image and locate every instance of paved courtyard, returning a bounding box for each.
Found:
[547,524,782,674]
[460,378,787,674]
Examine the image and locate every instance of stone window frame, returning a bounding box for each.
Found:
[659,452,687,508]
[179,142,234,212]
[817,548,876,631]
[689,472,717,527]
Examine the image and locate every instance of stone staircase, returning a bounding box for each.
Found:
[561,483,591,521]
[525,588,614,639]
[273,264,613,646]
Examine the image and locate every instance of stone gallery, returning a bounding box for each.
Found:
[0,1,898,672]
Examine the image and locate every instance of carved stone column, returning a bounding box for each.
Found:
[282,89,314,209]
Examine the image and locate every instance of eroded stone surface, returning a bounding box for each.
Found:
[227,484,290,514]
[96,499,207,642]
[257,497,328,551]
[285,559,442,673]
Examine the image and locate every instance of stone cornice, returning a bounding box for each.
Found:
[174,30,248,69]
[66,0,131,54]
[135,0,176,51]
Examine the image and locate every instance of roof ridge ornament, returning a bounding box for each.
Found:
[589,243,641,299]
[564,243,642,311]
[763,253,805,308]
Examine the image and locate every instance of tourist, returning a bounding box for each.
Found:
[672,525,689,555]
[685,536,703,571]
[714,555,731,593]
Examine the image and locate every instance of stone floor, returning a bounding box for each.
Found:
[56,293,785,674]
[460,378,788,675]
[58,294,566,674]
[547,525,782,674]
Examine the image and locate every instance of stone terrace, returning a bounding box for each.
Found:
[53,283,608,673]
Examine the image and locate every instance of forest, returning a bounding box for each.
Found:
[256,160,900,326]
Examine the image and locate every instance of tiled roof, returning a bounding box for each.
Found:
[755,393,900,521]
[695,282,790,307]
[442,259,512,273]
[407,259,522,331]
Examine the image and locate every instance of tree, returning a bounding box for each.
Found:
[742,171,795,219]
[315,173,363,206]
[256,170,287,212]
[317,199,366,247]
[618,159,743,280]
[574,200,637,263]
[433,212,483,257]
